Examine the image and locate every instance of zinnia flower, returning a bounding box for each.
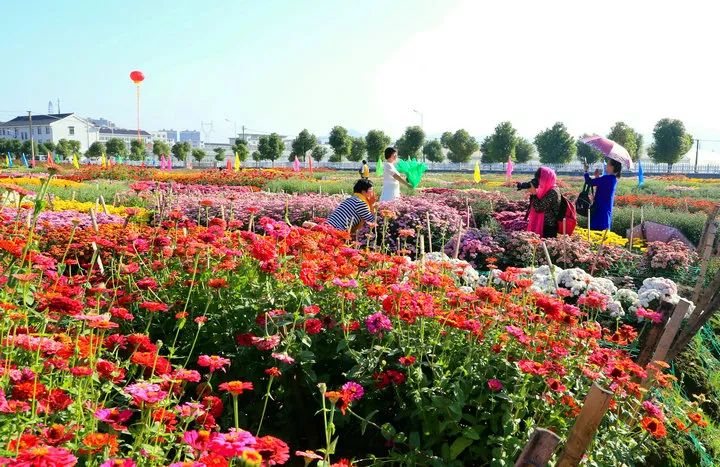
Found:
[197,355,231,373]
[219,381,254,395]
[487,379,503,391]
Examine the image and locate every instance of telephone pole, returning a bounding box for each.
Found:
[28,111,35,162]
[694,139,700,173]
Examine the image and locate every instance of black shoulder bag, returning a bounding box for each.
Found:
[575,182,593,217]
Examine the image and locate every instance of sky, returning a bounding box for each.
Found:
[3,0,720,149]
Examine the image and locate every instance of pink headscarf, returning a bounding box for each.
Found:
[527,167,558,237]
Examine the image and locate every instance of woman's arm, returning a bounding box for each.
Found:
[584,172,601,187]
[393,173,412,188]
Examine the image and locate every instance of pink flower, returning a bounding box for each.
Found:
[183,429,218,452]
[197,355,231,373]
[332,278,358,288]
[643,400,665,421]
[207,428,257,457]
[270,353,295,365]
[124,382,168,406]
[341,381,364,402]
[636,307,663,324]
[95,407,133,431]
[487,379,503,391]
[365,312,392,337]
[251,334,281,351]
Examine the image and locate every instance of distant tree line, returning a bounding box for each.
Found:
[0,118,695,169]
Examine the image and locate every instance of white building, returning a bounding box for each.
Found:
[0,113,99,152]
[98,127,153,151]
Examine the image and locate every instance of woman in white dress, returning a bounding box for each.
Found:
[380,147,412,202]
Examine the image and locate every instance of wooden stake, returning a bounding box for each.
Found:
[99,195,109,215]
[89,208,99,232]
[426,212,432,254]
[692,206,719,303]
[635,301,674,367]
[628,210,635,251]
[556,384,614,467]
[515,428,561,467]
[642,299,692,386]
[453,221,463,259]
[71,190,76,201]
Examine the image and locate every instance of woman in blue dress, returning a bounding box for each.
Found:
[583,158,621,231]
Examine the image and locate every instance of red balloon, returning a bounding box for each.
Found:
[129,70,145,84]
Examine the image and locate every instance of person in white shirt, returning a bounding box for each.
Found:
[380,147,412,202]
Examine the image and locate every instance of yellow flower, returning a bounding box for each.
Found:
[50,199,151,223]
[0,177,85,189]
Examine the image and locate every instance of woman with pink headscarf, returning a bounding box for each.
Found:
[526,166,561,238]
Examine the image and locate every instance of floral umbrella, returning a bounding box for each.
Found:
[580,135,633,170]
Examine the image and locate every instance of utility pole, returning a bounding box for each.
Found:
[28,111,35,162]
[57,98,60,114]
[694,139,700,173]
[242,125,246,141]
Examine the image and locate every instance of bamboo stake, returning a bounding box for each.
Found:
[99,195,109,215]
[89,208,99,232]
[628,210,635,251]
[642,299,692,387]
[453,221,463,259]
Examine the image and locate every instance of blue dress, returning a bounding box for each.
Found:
[584,173,617,230]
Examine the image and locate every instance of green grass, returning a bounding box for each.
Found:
[611,205,708,245]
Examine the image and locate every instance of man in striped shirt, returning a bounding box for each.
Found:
[327,179,377,234]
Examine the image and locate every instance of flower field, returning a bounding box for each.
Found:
[0,166,718,466]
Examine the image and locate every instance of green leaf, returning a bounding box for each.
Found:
[462,427,480,440]
[450,436,473,460]
[409,431,421,448]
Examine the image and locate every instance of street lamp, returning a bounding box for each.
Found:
[412,109,424,161]
[225,118,237,142]
[412,108,424,130]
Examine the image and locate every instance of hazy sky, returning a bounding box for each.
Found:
[3,0,720,145]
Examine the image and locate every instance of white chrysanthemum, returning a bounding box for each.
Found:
[607,300,625,318]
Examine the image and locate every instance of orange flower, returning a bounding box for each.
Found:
[81,432,119,455]
[641,417,667,438]
[688,412,708,428]
[218,381,254,396]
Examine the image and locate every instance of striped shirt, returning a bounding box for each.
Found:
[327,196,375,231]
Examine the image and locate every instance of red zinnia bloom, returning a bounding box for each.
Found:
[219,381,254,396]
[255,435,290,465]
[208,278,228,289]
[265,367,282,377]
[139,301,169,313]
[398,356,416,366]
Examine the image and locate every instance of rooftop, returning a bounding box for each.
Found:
[0,113,75,127]
[99,128,151,136]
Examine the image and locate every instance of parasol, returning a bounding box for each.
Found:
[580,135,633,170]
[627,221,695,249]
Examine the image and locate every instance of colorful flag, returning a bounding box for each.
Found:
[187,158,192,169]
[234,152,241,172]
[47,152,54,165]
[308,155,313,174]
[226,157,232,170]
[375,159,383,176]
[31,152,36,168]
[293,156,300,172]
[101,153,107,168]
[505,156,514,181]
[473,161,481,183]
[6,152,12,168]
[21,153,29,168]
[637,160,644,187]
[72,153,80,169]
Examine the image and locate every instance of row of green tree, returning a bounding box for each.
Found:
[279,119,693,167]
[0,138,82,160]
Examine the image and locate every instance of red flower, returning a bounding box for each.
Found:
[304,318,323,335]
[218,381,254,396]
[265,367,282,377]
[81,432,119,455]
[255,435,290,465]
[139,301,169,313]
[208,278,228,288]
[398,356,416,366]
